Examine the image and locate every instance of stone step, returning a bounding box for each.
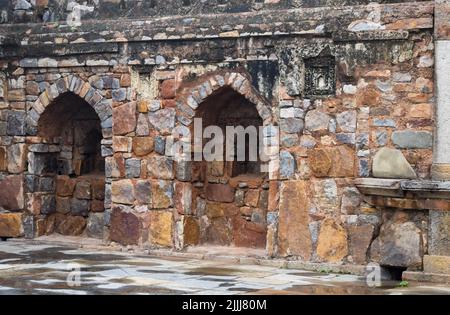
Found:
[403,271,450,284]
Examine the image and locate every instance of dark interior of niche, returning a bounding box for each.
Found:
[381,266,408,281]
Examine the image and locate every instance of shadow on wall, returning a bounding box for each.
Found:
[28,92,106,238]
[190,86,268,248]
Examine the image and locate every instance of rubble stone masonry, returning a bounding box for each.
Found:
[0,0,449,278]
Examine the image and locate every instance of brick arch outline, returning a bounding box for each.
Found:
[27,75,113,136]
[177,71,279,181]
[25,75,113,238]
[174,71,279,250]
[177,71,273,124]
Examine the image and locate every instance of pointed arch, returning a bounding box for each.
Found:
[27,75,112,136]
[178,71,273,125]
[175,71,277,249]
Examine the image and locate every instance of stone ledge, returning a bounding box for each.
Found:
[355,178,450,196]
[332,30,410,42]
[355,178,450,210]
[403,271,450,284]
[401,180,450,193]
[354,178,404,197]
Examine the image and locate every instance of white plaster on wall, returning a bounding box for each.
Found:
[433,41,450,165]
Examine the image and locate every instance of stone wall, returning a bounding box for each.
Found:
[47,175,105,237]
[0,1,445,273]
[0,0,428,24]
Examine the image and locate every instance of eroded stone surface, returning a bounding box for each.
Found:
[133,137,154,157]
[184,216,200,246]
[305,110,330,133]
[429,210,450,256]
[232,216,266,248]
[147,156,174,180]
[87,213,104,239]
[152,180,173,209]
[111,180,135,205]
[110,207,141,245]
[310,146,354,178]
[0,213,24,237]
[370,212,424,270]
[316,219,348,263]
[7,144,26,174]
[205,184,235,203]
[373,148,417,179]
[347,224,375,264]
[0,0,442,272]
[113,102,137,135]
[0,175,24,211]
[278,181,312,259]
[148,211,173,247]
[392,131,433,149]
[57,216,87,236]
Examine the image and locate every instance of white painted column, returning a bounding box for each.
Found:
[432,40,450,180]
[426,2,450,275]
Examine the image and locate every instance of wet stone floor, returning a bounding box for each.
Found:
[0,240,449,295]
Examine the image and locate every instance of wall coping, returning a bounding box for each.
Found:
[0,2,434,58]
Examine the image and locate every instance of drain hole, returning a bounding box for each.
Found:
[382,266,407,281]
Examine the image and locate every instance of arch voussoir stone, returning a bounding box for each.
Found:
[38,90,50,107]
[180,71,273,124]
[68,75,82,92]
[32,99,45,115]
[29,75,112,137]
[55,77,68,94]
[45,84,59,103]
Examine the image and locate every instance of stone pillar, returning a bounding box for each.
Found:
[431,40,450,180]
[432,1,450,180]
[424,210,450,275]
[429,210,450,256]
[424,1,450,276]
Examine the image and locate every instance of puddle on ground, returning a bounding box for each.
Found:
[138,269,181,275]
[113,260,161,267]
[25,247,128,263]
[185,267,244,276]
[218,282,236,287]
[1,242,449,295]
[290,271,326,277]
[287,283,385,295]
[90,285,186,295]
[0,252,25,261]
